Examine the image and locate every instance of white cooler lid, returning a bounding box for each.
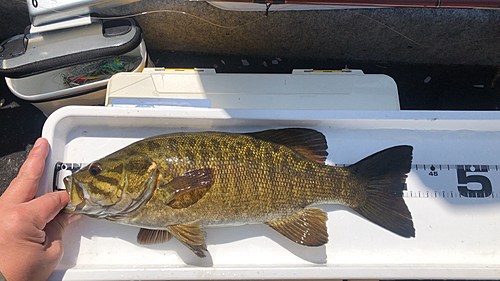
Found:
[105,68,400,110]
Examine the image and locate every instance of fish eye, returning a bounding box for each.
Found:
[89,163,102,176]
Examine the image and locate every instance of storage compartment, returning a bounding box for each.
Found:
[1,18,147,115]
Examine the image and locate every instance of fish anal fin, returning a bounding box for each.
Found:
[168,221,207,258]
[137,228,172,244]
[348,145,415,238]
[161,168,214,209]
[266,207,328,247]
[245,128,328,164]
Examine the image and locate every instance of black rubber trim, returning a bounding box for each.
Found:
[1,19,142,78]
[103,19,133,37]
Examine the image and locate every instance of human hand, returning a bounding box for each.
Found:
[0,138,80,281]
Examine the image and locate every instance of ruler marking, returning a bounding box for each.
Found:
[348,162,497,200]
[402,190,499,199]
[54,161,500,200]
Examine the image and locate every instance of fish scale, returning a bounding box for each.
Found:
[137,134,337,220]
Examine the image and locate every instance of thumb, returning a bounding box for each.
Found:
[3,138,49,203]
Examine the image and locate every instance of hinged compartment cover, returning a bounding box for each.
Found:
[0,18,142,78]
[106,68,400,110]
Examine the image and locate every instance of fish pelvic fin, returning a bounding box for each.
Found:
[265,207,328,247]
[348,145,415,238]
[168,221,208,258]
[245,128,328,164]
[137,228,172,244]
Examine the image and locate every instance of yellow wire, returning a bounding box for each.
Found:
[341,9,430,48]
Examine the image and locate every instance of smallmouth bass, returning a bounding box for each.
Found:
[63,128,415,257]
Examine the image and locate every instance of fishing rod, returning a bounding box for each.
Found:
[199,0,500,9]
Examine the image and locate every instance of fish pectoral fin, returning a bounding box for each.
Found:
[161,168,214,209]
[265,207,328,247]
[137,228,172,244]
[245,128,328,164]
[168,221,208,258]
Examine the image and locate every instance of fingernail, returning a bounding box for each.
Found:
[69,214,82,224]
[34,138,43,148]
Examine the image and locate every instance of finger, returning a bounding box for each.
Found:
[43,212,70,264]
[44,213,81,262]
[3,138,49,203]
[30,191,69,230]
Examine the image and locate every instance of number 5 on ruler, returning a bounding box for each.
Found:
[457,167,493,198]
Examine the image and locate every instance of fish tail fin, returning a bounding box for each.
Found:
[347,145,415,238]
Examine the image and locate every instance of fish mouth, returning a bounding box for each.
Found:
[63,176,86,213]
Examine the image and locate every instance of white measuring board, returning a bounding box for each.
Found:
[40,106,500,280]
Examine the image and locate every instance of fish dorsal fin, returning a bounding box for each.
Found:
[246,128,328,164]
[168,221,208,258]
[160,168,214,209]
[137,228,172,244]
[265,207,328,246]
